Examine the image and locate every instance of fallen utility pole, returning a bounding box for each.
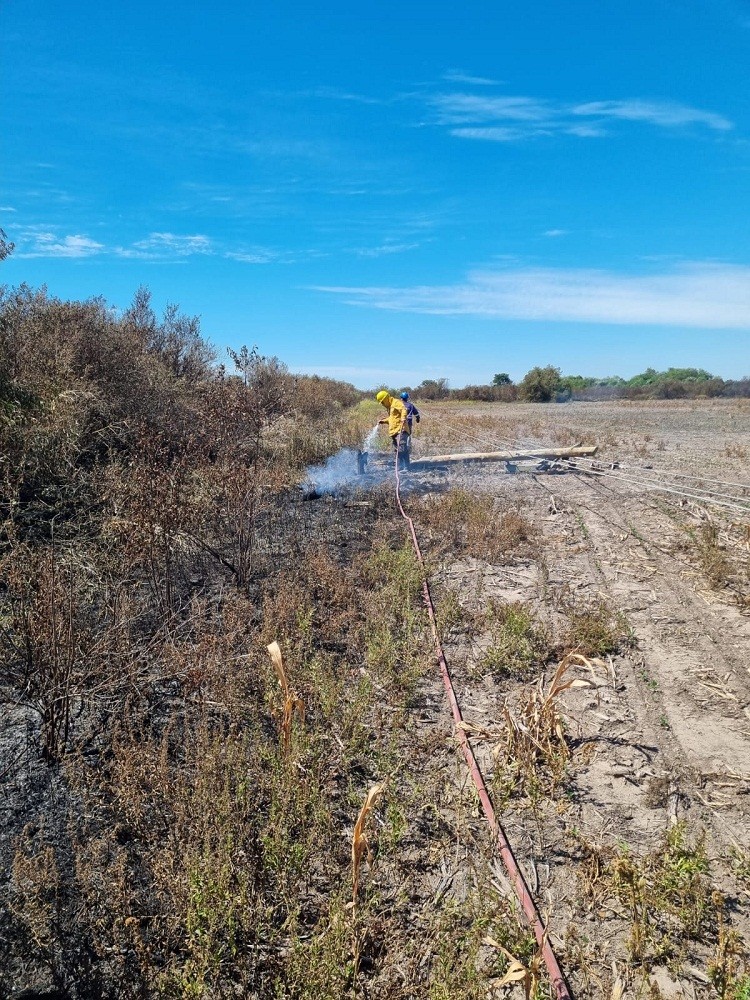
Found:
[410,445,597,467]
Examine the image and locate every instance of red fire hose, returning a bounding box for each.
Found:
[392,434,572,999]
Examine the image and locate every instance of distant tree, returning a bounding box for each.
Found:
[519,365,561,402]
[661,367,714,382]
[627,366,715,387]
[414,378,450,400]
[492,372,512,386]
[559,374,596,391]
[627,367,660,387]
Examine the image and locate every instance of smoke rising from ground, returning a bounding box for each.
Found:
[304,425,391,495]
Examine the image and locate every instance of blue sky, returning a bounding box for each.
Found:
[3,0,750,387]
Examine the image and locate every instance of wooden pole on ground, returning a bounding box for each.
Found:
[406,445,597,467]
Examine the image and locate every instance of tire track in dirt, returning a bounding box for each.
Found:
[553,473,750,852]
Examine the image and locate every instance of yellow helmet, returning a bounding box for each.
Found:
[375,390,389,404]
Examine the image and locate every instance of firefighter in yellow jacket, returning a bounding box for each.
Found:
[375,390,410,469]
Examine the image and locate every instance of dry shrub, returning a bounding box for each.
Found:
[501,654,598,790]
[0,544,131,760]
[10,824,61,955]
[698,521,732,590]
[259,548,363,667]
[468,654,602,800]
[602,823,715,964]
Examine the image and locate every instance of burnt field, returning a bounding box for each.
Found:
[2,377,750,998]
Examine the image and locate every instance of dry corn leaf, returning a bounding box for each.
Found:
[352,781,386,903]
[267,640,288,693]
[492,961,529,987]
[266,641,305,752]
[611,962,625,999]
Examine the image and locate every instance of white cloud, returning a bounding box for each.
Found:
[431,92,733,141]
[123,232,213,257]
[353,242,420,258]
[433,94,550,124]
[19,233,105,258]
[565,124,607,138]
[225,248,286,264]
[0,206,17,213]
[543,229,567,237]
[314,263,750,329]
[572,99,732,131]
[450,126,532,141]
[443,71,502,86]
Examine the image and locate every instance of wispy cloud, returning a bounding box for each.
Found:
[430,91,733,141]
[13,223,312,265]
[443,70,502,86]
[0,206,17,213]
[120,232,213,258]
[311,86,384,105]
[314,262,750,329]
[225,247,293,264]
[352,241,420,258]
[450,126,534,142]
[572,99,732,131]
[543,229,567,238]
[434,94,550,124]
[18,232,105,258]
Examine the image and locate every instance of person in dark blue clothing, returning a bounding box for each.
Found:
[400,392,420,432]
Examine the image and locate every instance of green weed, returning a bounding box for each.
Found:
[479,600,550,679]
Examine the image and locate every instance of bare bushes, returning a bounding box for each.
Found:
[0,544,133,760]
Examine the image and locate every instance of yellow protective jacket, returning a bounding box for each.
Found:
[379,393,409,437]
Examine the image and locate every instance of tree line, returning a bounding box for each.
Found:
[404,366,750,403]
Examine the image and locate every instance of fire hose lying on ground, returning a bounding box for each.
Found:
[390,433,574,999]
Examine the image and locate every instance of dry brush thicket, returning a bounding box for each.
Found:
[0,287,439,999]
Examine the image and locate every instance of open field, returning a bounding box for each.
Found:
[397,397,750,997]
[3,390,750,999]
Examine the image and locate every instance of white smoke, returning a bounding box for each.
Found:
[304,424,391,495]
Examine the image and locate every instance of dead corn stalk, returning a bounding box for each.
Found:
[485,930,546,998]
[517,653,601,746]
[266,641,304,753]
[351,781,386,906]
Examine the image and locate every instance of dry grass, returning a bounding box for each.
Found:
[558,598,629,658]
[414,488,535,562]
[698,521,733,590]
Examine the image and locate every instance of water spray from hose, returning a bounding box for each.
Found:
[303,424,384,496]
